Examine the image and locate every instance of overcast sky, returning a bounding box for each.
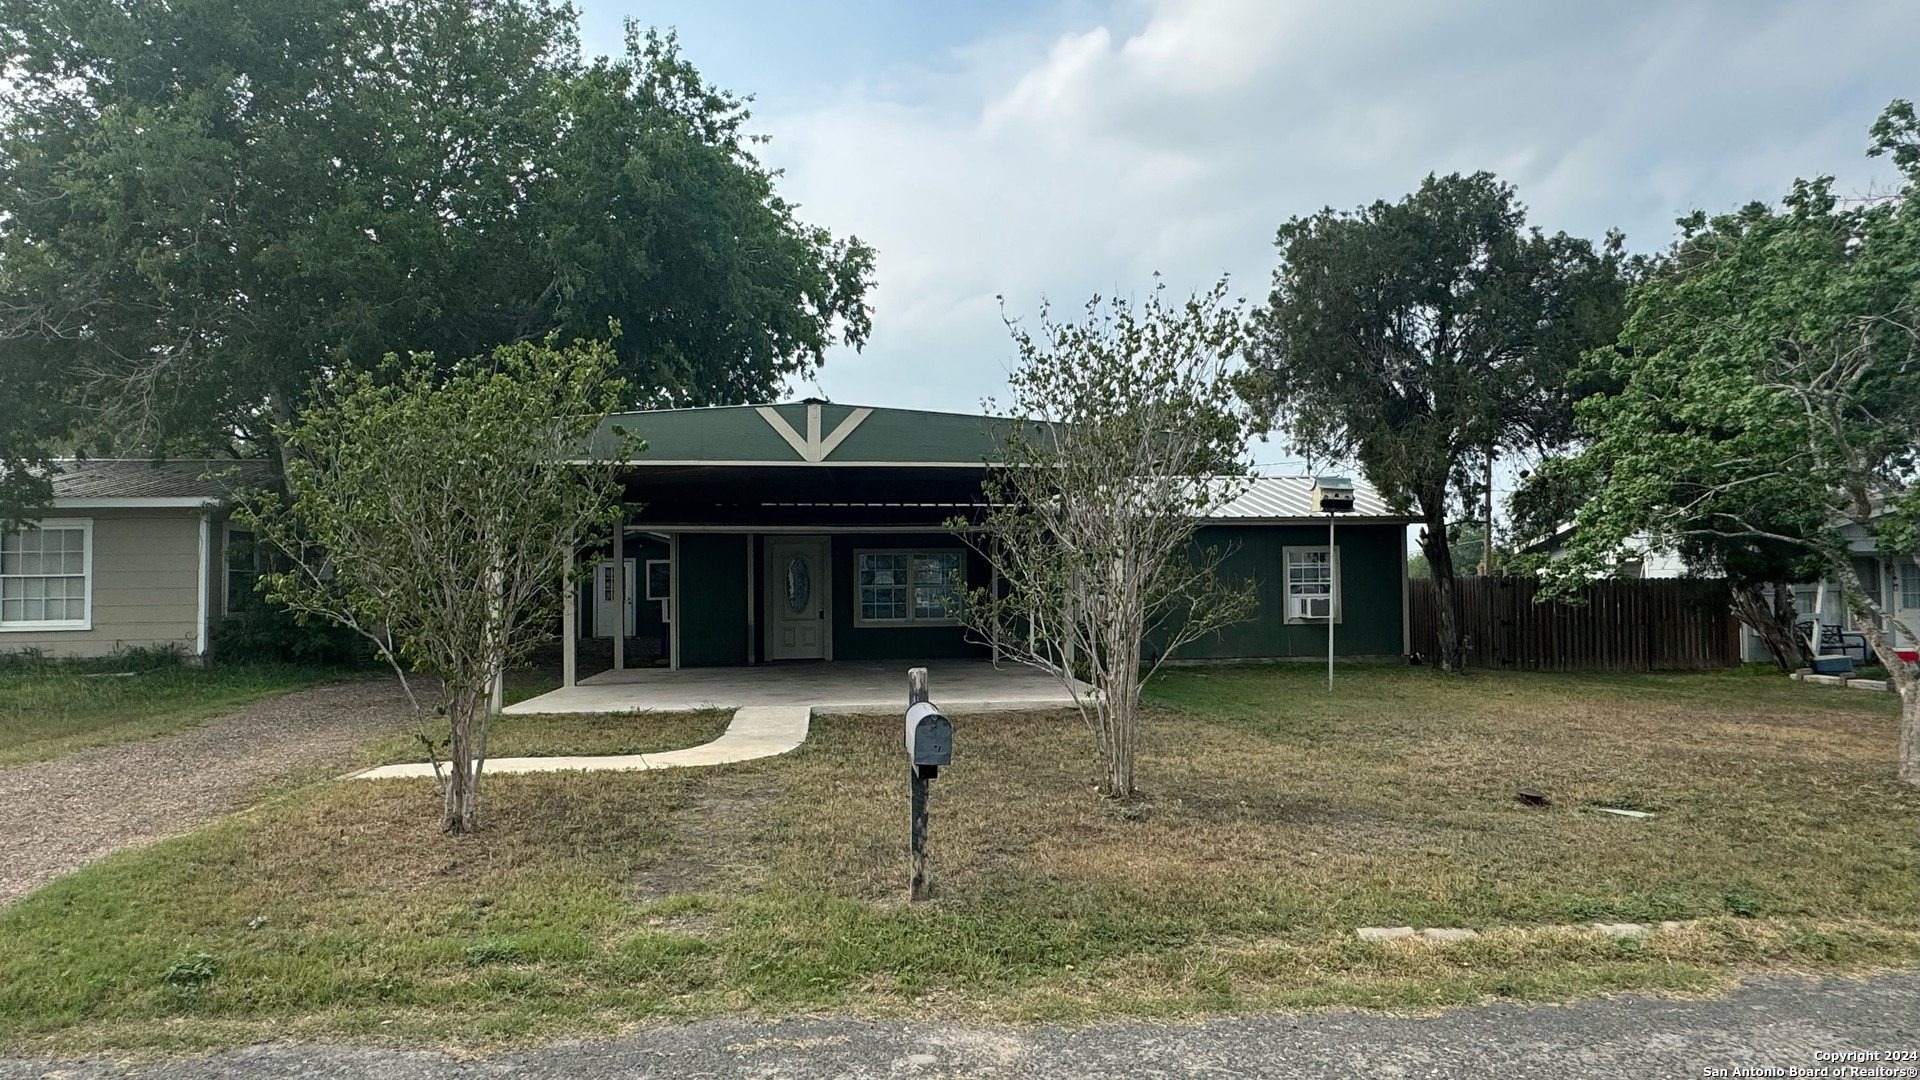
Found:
[576,0,1915,474]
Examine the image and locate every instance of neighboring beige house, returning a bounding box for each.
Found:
[2,459,273,659]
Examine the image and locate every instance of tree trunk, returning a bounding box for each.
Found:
[1102,634,1142,799]
[1730,583,1807,672]
[1903,690,1920,787]
[1419,499,1462,672]
[1829,558,1920,786]
[1479,447,1494,577]
[443,686,481,833]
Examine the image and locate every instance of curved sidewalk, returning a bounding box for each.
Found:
[350,705,810,780]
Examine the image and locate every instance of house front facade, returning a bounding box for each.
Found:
[573,402,1413,672]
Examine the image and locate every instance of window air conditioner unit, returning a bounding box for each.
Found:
[1292,595,1332,620]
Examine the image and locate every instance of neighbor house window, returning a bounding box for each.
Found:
[0,520,91,630]
[225,525,259,612]
[1284,546,1339,622]
[1903,561,1920,610]
[857,550,963,624]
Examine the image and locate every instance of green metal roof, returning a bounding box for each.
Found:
[588,402,1012,467]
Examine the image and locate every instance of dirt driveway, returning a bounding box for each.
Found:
[0,678,412,905]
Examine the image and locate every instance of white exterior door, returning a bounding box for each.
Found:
[593,559,636,638]
[766,537,828,660]
[1894,559,1920,651]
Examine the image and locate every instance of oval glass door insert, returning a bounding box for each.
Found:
[785,555,812,614]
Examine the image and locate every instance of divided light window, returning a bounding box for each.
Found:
[1284,546,1339,622]
[226,525,259,612]
[1903,561,1920,610]
[1,520,91,630]
[857,550,963,625]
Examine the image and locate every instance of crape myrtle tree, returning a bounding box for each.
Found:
[236,335,635,832]
[954,280,1259,800]
[1245,172,1631,670]
[1547,100,1920,783]
[0,0,873,463]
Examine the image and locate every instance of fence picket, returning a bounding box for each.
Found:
[1408,576,1739,671]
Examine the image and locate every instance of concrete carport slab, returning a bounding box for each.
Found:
[501,659,1080,716]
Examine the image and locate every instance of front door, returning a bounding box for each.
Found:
[766,536,829,660]
[593,559,636,638]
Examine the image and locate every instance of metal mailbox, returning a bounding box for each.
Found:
[904,699,952,768]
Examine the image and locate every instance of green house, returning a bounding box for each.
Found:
[575,402,1412,671]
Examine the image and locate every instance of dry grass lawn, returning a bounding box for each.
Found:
[0,665,1912,1055]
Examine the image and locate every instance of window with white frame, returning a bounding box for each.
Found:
[1284,546,1339,622]
[646,558,671,623]
[0,520,91,630]
[1902,561,1920,610]
[857,549,963,624]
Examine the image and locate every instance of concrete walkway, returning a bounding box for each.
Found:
[351,706,810,780]
[352,661,1079,782]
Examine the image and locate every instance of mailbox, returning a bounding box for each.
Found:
[904,700,952,768]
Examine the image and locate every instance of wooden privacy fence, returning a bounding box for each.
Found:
[1408,577,1741,672]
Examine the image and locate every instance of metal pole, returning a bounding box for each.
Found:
[1328,511,1336,693]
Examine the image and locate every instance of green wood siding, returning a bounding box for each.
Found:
[1160,523,1406,661]
[676,534,748,667]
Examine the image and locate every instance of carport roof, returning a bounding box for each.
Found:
[590,401,1014,467]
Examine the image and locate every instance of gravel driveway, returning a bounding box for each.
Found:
[0,973,1912,1079]
[0,677,413,905]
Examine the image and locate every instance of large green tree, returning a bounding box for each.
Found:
[1548,101,1920,782]
[0,0,873,462]
[1245,173,1630,669]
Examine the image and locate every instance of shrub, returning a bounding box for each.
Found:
[209,600,364,665]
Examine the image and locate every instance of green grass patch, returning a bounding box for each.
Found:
[0,659,344,768]
[0,665,1912,1054]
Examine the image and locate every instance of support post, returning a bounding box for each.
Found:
[612,522,625,671]
[562,542,577,689]
[668,533,681,671]
[909,766,930,901]
[908,666,931,902]
[1328,512,1336,693]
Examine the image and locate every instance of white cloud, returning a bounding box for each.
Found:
[753,0,1916,417]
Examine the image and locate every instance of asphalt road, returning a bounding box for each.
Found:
[4,973,1915,1079]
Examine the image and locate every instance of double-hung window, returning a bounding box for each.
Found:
[1284,546,1338,622]
[1902,561,1920,610]
[857,549,963,625]
[0,520,91,630]
[225,525,259,612]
